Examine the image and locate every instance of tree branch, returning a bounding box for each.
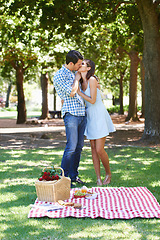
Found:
[10,60,17,70]
[113,1,134,13]
[23,65,29,71]
[153,0,160,6]
[12,30,17,44]
[20,59,25,67]
[95,1,134,12]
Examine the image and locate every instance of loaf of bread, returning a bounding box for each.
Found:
[58,200,65,206]
[65,202,74,206]
[58,200,74,207]
[58,200,82,208]
[74,203,82,209]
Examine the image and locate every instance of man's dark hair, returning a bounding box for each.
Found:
[66,50,83,64]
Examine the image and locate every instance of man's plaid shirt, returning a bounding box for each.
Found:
[53,65,85,117]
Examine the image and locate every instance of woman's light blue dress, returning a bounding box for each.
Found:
[84,81,116,140]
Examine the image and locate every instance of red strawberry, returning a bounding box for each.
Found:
[45,176,50,181]
[52,175,56,180]
[39,177,43,181]
[42,174,46,180]
[55,175,59,180]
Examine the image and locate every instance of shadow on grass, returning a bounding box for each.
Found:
[0,147,160,240]
[81,147,160,201]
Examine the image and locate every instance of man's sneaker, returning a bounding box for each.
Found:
[74,176,85,184]
[71,183,76,188]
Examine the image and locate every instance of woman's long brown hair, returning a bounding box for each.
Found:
[85,59,95,80]
[80,59,99,83]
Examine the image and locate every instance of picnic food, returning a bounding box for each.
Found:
[85,193,98,199]
[58,200,65,206]
[58,200,83,209]
[35,166,71,202]
[58,200,74,207]
[38,166,60,181]
[74,189,87,198]
[81,189,87,193]
[75,189,87,194]
[73,203,82,209]
[65,202,74,206]
[74,188,94,198]
[74,191,86,196]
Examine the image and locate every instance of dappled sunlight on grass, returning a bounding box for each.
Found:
[83,145,91,150]
[42,223,61,230]
[151,180,160,187]
[110,160,121,165]
[114,154,132,158]
[16,168,31,172]
[69,221,141,239]
[3,178,35,185]
[43,150,64,155]
[1,166,12,172]
[121,174,134,181]
[141,159,157,165]
[0,192,18,202]
[0,147,160,239]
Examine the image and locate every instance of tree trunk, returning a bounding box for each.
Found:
[112,96,115,105]
[39,72,49,119]
[16,68,26,124]
[119,72,124,115]
[53,87,56,111]
[136,0,160,140]
[5,82,12,108]
[140,58,145,118]
[125,50,140,121]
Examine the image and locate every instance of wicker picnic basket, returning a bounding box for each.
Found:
[35,167,71,202]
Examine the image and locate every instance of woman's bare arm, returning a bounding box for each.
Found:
[70,72,81,97]
[77,77,97,104]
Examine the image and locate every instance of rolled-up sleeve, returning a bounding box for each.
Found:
[54,72,73,98]
[53,65,85,117]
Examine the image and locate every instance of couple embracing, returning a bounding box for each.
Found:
[53,50,115,188]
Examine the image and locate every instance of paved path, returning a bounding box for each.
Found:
[3,117,156,149]
[0,118,144,133]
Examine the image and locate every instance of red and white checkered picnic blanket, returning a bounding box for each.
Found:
[28,187,160,219]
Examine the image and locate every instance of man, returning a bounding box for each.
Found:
[53,50,86,187]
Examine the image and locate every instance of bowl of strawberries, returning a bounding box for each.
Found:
[38,166,60,181]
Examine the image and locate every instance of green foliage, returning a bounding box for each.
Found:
[0,106,41,119]
[74,2,143,96]
[0,147,160,239]
[3,47,38,70]
[107,105,142,114]
[107,105,122,114]
[0,0,144,116]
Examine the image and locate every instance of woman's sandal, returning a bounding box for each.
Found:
[103,175,111,185]
[97,178,103,186]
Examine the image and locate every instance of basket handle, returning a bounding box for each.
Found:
[42,166,64,177]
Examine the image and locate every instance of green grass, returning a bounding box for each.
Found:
[0,146,160,240]
[107,105,142,114]
[0,106,41,119]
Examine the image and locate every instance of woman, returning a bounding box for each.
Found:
[77,59,115,185]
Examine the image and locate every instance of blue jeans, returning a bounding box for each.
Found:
[61,113,87,181]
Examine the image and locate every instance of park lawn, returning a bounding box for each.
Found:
[0,146,160,240]
[0,107,41,119]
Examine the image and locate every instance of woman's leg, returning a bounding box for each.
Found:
[95,137,111,184]
[90,140,102,185]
